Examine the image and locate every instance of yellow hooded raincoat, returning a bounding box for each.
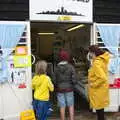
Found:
[88,52,110,110]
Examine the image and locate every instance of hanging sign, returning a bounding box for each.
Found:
[13,55,31,68]
[30,0,93,23]
[15,46,27,56]
[57,16,72,21]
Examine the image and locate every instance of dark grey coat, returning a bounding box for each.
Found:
[54,61,77,91]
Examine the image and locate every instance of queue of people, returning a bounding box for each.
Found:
[32,45,110,120]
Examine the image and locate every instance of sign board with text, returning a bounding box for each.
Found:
[30,0,93,23]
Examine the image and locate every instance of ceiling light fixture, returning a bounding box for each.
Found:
[38,32,55,35]
[67,24,85,32]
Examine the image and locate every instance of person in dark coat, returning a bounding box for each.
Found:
[54,49,77,120]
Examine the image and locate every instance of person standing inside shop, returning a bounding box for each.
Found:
[54,49,77,120]
[32,60,54,120]
[88,45,110,120]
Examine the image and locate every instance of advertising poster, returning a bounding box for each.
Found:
[30,0,93,23]
[13,55,31,68]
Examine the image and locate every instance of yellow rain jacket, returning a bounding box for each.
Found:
[88,52,110,110]
[32,74,54,101]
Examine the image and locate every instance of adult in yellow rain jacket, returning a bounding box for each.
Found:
[88,45,110,120]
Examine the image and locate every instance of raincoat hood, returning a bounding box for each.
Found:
[58,61,68,73]
[96,52,110,64]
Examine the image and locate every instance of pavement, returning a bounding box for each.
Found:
[48,93,120,120]
[48,111,120,120]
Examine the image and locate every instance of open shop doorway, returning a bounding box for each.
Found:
[31,22,92,115]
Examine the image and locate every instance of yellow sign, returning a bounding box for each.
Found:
[15,46,28,56]
[58,16,72,21]
[14,55,31,68]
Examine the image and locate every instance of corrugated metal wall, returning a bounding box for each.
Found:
[0,0,29,20]
[94,0,120,23]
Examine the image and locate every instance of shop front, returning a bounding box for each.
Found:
[0,0,120,120]
[30,0,93,113]
[30,0,120,113]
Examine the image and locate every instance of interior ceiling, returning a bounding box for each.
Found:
[31,22,88,33]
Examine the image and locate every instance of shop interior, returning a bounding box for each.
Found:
[31,22,91,112]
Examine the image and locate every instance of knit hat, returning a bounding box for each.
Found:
[59,49,70,61]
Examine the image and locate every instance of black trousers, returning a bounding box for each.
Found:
[96,109,105,120]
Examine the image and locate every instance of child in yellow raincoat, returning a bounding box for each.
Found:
[32,60,54,120]
[88,45,110,120]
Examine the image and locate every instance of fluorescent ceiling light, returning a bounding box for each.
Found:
[38,32,55,35]
[67,24,85,32]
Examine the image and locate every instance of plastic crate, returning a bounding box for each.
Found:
[20,109,36,120]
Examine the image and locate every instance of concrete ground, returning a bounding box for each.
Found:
[49,93,120,120]
[48,111,120,120]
